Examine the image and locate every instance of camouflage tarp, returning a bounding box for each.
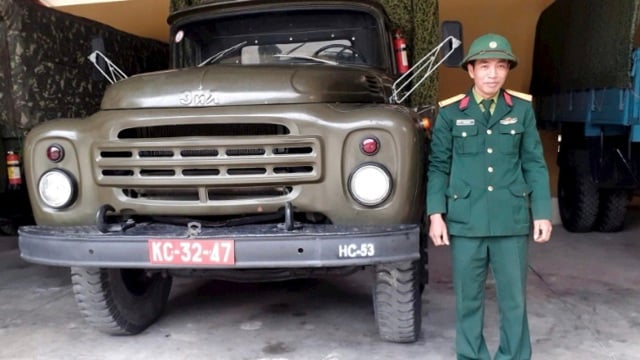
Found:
[0,0,169,138]
[531,0,640,95]
[169,0,440,107]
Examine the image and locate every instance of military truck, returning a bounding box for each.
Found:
[0,0,168,234]
[18,0,459,342]
[531,0,640,232]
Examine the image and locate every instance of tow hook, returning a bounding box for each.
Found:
[96,204,136,233]
[277,202,300,231]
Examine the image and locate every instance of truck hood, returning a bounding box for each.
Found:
[101,65,392,109]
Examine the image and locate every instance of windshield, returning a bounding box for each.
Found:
[172,8,387,69]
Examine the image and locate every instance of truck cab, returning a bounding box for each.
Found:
[19,0,457,342]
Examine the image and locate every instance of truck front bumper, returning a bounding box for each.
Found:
[18,223,420,268]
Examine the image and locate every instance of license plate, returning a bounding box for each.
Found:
[148,239,235,265]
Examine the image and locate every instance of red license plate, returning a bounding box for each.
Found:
[148,239,235,265]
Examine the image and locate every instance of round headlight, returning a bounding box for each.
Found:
[349,164,392,206]
[38,170,76,209]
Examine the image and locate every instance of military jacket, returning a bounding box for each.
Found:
[426,89,552,237]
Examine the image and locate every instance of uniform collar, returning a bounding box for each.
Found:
[458,88,514,128]
[471,87,499,105]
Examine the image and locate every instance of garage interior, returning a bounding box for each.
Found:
[1,0,639,359]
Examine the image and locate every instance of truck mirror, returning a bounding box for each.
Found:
[440,21,463,67]
[90,37,107,81]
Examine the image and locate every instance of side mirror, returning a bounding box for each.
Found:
[441,21,463,67]
[90,37,107,81]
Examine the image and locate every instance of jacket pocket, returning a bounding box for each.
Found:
[452,124,480,155]
[498,123,524,154]
[509,183,532,225]
[445,183,471,224]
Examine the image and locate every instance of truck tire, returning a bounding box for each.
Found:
[70,267,172,335]
[558,163,599,232]
[0,223,17,235]
[594,189,629,232]
[373,260,422,343]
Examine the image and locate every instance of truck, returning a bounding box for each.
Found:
[18,0,460,342]
[0,0,168,234]
[531,0,640,232]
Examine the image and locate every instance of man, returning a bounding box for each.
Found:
[427,33,553,360]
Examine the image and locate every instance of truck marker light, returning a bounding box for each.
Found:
[360,137,380,155]
[46,144,65,162]
[421,117,431,130]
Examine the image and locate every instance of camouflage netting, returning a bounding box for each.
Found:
[530,0,640,95]
[169,0,440,106]
[0,0,169,139]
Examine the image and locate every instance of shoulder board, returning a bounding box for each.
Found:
[438,94,465,107]
[505,89,532,102]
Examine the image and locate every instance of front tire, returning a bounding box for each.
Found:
[70,267,172,335]
[373,260,422,343]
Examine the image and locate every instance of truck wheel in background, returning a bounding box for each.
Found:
[0,223,18,236]
[420,216,429,293]
[373,260,422,343]
[557,154,599,232]
[70,267,172,335]
[594,189,630,232]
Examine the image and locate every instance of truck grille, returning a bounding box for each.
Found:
[92,134,322,201]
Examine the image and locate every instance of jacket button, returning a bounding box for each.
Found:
[454,194,459,199]
[488,186,494,192]
[510,129,516,135]
[488,167,494,173]
[487,129,493,135]
[462,132,467,137]
[487,148,493,154]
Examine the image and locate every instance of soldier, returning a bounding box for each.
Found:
[427,33,553,360]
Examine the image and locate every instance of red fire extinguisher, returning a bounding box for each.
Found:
[6,150,22,191]
[393,30,409,74]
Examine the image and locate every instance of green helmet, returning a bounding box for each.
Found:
[460,33,518,70]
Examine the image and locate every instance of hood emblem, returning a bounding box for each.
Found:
[179,89,218,106]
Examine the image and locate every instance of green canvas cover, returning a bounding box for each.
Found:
[169,0,440,106]
[0,0,169,138]
[531,0,640,95]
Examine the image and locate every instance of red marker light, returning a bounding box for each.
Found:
[47,144,64,162]
[361,137,379,155]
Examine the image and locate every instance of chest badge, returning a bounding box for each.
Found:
[500,117,518,125]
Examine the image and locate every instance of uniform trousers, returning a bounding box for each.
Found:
[451,235,531,360]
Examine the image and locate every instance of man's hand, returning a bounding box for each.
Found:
[428,213,450,246]
[533,219,552,243]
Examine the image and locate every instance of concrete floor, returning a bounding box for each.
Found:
[1,206,639,360]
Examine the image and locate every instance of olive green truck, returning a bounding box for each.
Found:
[18,0,459,342]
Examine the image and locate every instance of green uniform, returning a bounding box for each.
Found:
[427,88,551,360]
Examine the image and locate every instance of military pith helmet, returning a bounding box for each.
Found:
[460,33,518,70]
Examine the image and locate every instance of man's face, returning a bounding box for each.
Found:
[467,58,510,98]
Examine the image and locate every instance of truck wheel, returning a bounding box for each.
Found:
[594,189,629,232]
[558,166,599,232]
[419,216,429,293]
[0,223,17,235]
[373,260,422,343]
[70,267,172,335]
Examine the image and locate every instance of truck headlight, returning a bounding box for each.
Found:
[38,169,77,209]
[348,163,392,206]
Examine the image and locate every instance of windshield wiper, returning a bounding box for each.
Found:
[198,41,248,67]
[273,54,338,65]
